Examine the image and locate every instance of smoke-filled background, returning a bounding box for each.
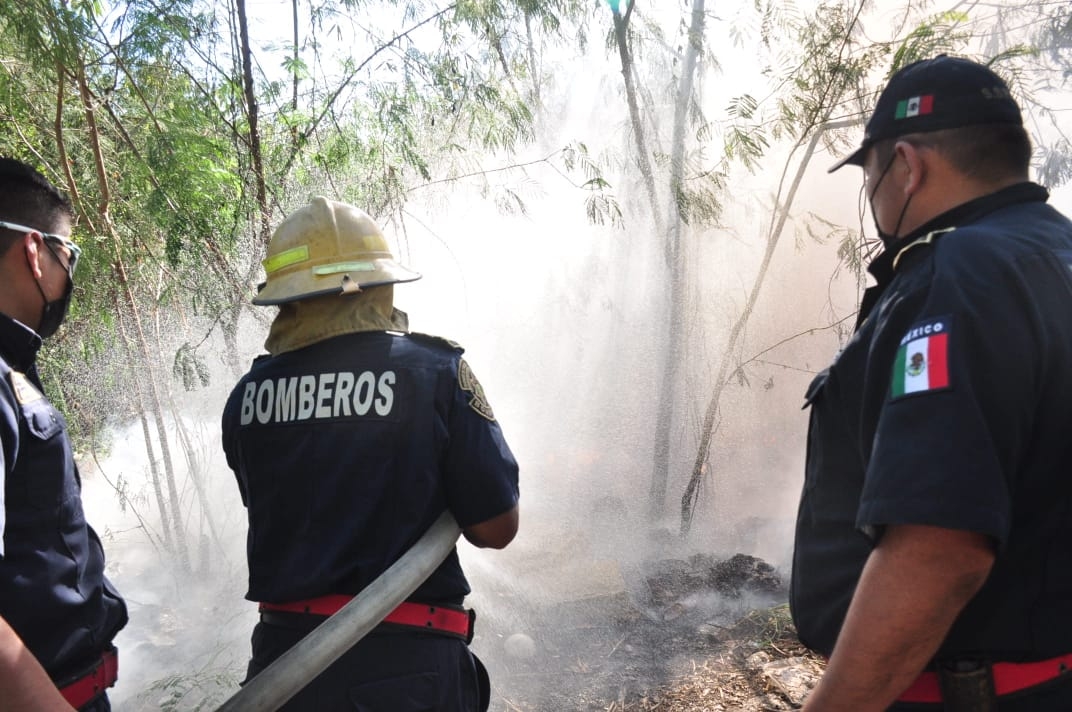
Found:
[83,126,852,709]
[15,0,1070,708]
[84,157,1072,706]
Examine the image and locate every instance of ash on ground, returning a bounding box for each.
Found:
[473,541,822,711]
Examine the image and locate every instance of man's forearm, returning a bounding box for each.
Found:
[803,524,995,712]
[462,505,519,549]
[0,616,75,712]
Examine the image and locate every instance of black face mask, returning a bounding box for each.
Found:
[867,151,913,248]
[34,240,75,339]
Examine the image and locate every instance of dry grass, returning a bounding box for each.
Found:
[612,605,823,711]
[493,604,826,711]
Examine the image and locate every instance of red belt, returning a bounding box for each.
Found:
[58,647,118,709]
[258,596,475,642]
[899,653,1072,703]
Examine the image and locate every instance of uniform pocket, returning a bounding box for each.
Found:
[17,400,76,510]
[23,397,63,440]
[800,365,866,521]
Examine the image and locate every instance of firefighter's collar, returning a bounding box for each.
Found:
[892,227,956,271]
[264,289,408,356]
[869,182,1049,279]
[0,312,42,372]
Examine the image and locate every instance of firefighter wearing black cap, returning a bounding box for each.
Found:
[0,158,127,711]
[792,56,1072,710]
[222,197,520,711]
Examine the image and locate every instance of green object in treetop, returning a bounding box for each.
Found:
[605,0,620,13]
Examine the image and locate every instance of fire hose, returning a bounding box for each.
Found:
[214,511,462,712]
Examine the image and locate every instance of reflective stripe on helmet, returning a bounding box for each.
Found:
[313,261,377,276]
[263,245,310,274]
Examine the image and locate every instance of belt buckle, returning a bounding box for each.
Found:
[938,659,997,712]
[57,646,119,708]
[466,608,477,644]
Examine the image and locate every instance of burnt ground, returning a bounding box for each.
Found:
[479,552,826,711]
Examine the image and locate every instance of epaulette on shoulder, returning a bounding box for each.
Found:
[893,227,956,271]
[408,331,465,354]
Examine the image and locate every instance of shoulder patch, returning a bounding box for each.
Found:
[890,316,952,399]
[9,371,43,405]
[458,358,495,421]
[409,331,464,354]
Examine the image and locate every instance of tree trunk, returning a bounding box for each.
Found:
[149,277,229,571]
[52,61,174,553]
[679,120,857,534]
[290,0,300,154]
[612,1,663,237]
[648,0,705,520]
[74,57,191,570]
[116,305,175,553]
[235,0,271,244]
[524,12,541,108]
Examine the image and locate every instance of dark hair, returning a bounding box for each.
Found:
[873,124,1032,184]
[0,158,75,254]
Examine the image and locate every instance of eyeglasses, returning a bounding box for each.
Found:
[0,219,82,275]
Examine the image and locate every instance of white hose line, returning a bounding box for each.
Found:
[215,511,462,712]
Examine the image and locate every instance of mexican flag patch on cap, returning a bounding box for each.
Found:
[891,317,950,398]
[895,94,934,119]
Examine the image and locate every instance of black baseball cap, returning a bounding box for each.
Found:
[828,55,1023,172]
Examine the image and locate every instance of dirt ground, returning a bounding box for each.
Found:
[609,607,825,711]
[489,603,825,711]
[480,552,826,711]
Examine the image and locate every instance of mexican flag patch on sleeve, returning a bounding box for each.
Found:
[891,316,951,398]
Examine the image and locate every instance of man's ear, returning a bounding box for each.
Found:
[896,141,926,197]
[23,233,45,280]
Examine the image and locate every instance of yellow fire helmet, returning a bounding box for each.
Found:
[253,197,421,305]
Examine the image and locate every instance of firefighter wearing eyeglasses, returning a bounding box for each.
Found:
[0,158,127,711]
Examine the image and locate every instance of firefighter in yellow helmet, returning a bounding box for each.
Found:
[222,197,520,711]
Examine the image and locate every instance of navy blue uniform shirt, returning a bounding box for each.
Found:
[792,183,1072,662]
[0,313,127,679]
[222,330,519,604]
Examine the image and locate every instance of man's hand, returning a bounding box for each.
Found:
[803,524,995,711]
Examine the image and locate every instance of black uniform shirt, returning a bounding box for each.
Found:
[792,183,1072,661]
[222,330,520,604]
[0,313,127,679]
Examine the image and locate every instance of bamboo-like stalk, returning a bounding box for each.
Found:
[235,0,271,245]
[73,54,191,569]
[648,0,706,520]
[611,1,663,239]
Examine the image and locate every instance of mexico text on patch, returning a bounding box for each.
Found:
[890,316,952,399]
